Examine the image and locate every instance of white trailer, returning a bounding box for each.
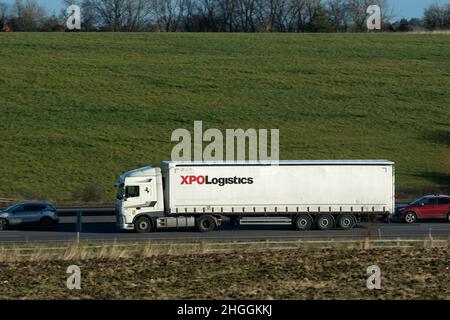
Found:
[115,160,395,233]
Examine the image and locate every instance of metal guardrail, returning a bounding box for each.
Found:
[56,207,115,216]
[1,202,409,217]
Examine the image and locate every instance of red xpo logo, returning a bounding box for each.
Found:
[181,175,206,185]
[181,175,254,186]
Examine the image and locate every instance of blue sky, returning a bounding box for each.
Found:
[390,0,448,19]
[3,0,450,19]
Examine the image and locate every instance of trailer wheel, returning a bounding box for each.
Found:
[197,215,216,232]
[134,216,153,233]
[316,214,334,230]
[337,214,355,230]
[293,214,313,231]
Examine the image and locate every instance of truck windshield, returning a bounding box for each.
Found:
[116,184,125,200]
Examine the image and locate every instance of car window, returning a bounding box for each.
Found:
[11,205,25,213]
[24,205,46,211]
[410,197,426,205]
[422,198,437,206]
[438,198,450,205]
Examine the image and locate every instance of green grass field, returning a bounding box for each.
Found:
[0,33,449,204]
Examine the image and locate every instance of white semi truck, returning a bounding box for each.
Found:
[115,160,395,233]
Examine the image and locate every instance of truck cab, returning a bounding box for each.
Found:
[115,166,165,231]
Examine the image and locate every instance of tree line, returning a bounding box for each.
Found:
[1,0,449,32]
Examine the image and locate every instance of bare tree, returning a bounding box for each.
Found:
[89,0,150,31]
[284,0,322,32]
[216,0,236,31]
[0,2,9,26]
[236,0,259,31]
[423,2,446,30]
[13,0,46,31]
[326,0,347,31]
[81,0,99,31]
[123,0,152,31]
[197,0,219,31]
[445,3,450,28]
[89,0,126,31]
[261,0,288,31]
[152,0,186,31]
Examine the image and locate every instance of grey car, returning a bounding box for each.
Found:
[0,202,59,230]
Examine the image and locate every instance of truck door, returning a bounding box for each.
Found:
[124,185,142,218]
[140,179,158,212]
[124,180,157,216]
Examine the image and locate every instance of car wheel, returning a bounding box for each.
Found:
[134,216,153,233]
[197,215,216,232]
[40,217,53,230]
[447,213,450,223]
[316,214,335,230]
[404,212,417,224]
[293,214,313,231]
[0,218,8,231]
[337,214,355,230]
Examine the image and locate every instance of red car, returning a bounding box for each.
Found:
[396,195,450,223]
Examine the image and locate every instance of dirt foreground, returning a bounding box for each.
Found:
[0,246,449,299]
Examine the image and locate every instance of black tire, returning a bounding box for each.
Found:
[197,215,216,232]
[315,214,335,230]
[0,218,8,231]
[404,211,417,224]
[40,217,53,230]
[134,216,153,233]
[447,212,450,223]
[293,214,313,231]
[337,214,355,230]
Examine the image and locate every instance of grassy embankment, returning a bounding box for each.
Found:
[0,33,449,204]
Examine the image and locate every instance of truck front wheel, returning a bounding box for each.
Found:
[197,215,216,232]
[134,216,153,233]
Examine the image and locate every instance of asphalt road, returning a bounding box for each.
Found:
[0,217,450,243]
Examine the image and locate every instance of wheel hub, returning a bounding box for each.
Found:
[139,222,148,229]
